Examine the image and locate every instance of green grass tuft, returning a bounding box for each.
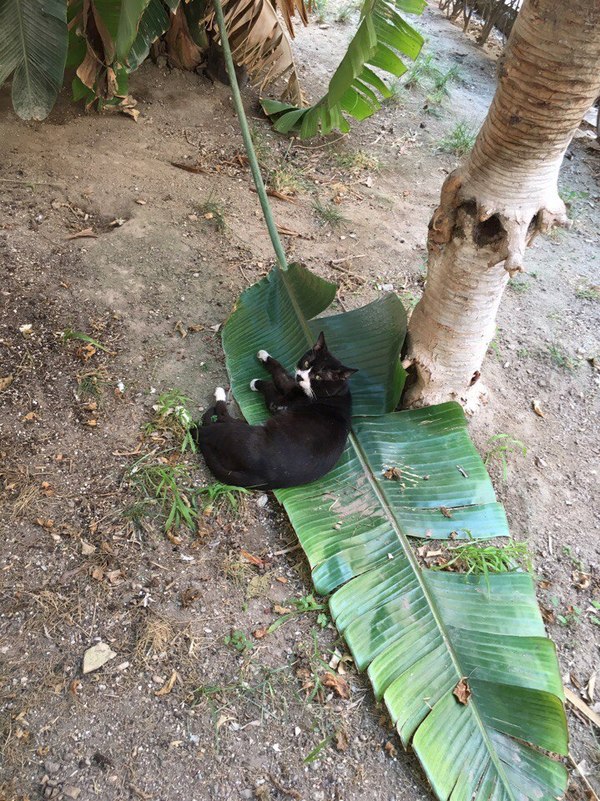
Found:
[438,121,477,156]
[313,200,350,230]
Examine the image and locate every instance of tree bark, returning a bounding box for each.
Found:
[404,0,600,409]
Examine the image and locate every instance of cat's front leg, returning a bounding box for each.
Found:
[256,350,296,393]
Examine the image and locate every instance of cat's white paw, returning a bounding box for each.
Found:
[250,379,260,392]
[214,387,226,402]
[257,350,270,363]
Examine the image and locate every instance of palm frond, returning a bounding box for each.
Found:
[221,264,568,801]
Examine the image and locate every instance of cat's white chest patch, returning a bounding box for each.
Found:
[295,368,313,397]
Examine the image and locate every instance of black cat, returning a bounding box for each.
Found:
[193,333,357,489]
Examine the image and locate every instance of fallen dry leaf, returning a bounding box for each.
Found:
[383,466,402,480]
[384,740,397,758]
[273,604,292,615]
[252,628,268,639]
[453,677,471,705]
[175,320,187,338]
[531,399,545,417]
[22,411,39,423]
[83,642,116,674]
[240,549,267,567]
[0,375,14,391]
[84,419,98,427]
[334,729,349,752]
[155,670,178,697]
[321,671,350,699]
[65,228,97,240]
[440,506,453,519]
[35,518,54,529]
[572,571,591,590]
[81,540,96,556]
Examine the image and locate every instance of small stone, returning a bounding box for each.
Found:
[44,760,60,774]
[63,786,81,799]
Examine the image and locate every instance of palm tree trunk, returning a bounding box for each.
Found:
[403,0,600,409]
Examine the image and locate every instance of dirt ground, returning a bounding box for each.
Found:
[1,2,599,800]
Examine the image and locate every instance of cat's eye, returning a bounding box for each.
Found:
[315,375,322,381]
[303,361,309,368]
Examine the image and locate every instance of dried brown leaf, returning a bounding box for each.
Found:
[155,670,178,697]
[531,399,545,417]
[453,677,471,705]
[0,375,14,391]
[321,671,350,699]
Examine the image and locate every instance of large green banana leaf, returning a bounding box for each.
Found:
[221,264,568,801]
[261,0,425,137]
[0,0,68,120]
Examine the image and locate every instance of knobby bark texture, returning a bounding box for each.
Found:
[404,0,600,409]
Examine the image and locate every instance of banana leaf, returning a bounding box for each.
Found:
[262,0,425,137]
[221,264,568,801]
[0,0,68,120]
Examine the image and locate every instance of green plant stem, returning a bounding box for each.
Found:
[212,0,289,272]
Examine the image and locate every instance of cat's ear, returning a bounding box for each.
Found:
[314,331,326,351]
[339,366,358,380]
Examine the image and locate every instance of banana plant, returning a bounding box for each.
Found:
[0,0,68,120]
[262,0,425,136]
[221,263,568,801]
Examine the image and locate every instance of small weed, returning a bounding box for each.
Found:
[433,64,461,93]
[517,347,529,359]
[590,600,600,627]
[561,545,585,572]
[77,367,110,401]
[250,125,272,168]
[575,282,600,301]
[399,291,420,312]
[149,389,196,453]
[438,121,477,156]
[198,195,227,232]
[404,53,438,90]
[487,338,501,359]
[311,0,328,22]
[547,344,574,371]
[196,481,250,515]
[128,455,197,532]
[558,188,589,208]
[439,540,532,580]
[267,594,328,635]
[313,200,350,230]
[268,166,306,196]
[304,735,335,764]
[333,150,379,173]
[62,328,111,353]
[508,278,530,294]
[224,629,253,653]
[336,0,359,23]
[385,80,405,107]
[557,605,582,628]
[484,434,527,480]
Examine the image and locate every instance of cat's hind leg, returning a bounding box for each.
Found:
[201,387,230,425]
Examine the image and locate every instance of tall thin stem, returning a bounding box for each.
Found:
[211,0,289,272]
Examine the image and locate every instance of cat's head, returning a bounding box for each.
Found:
[295,332,357,398]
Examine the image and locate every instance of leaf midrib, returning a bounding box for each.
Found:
[278,265,517,801]
[14,0,33,101]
